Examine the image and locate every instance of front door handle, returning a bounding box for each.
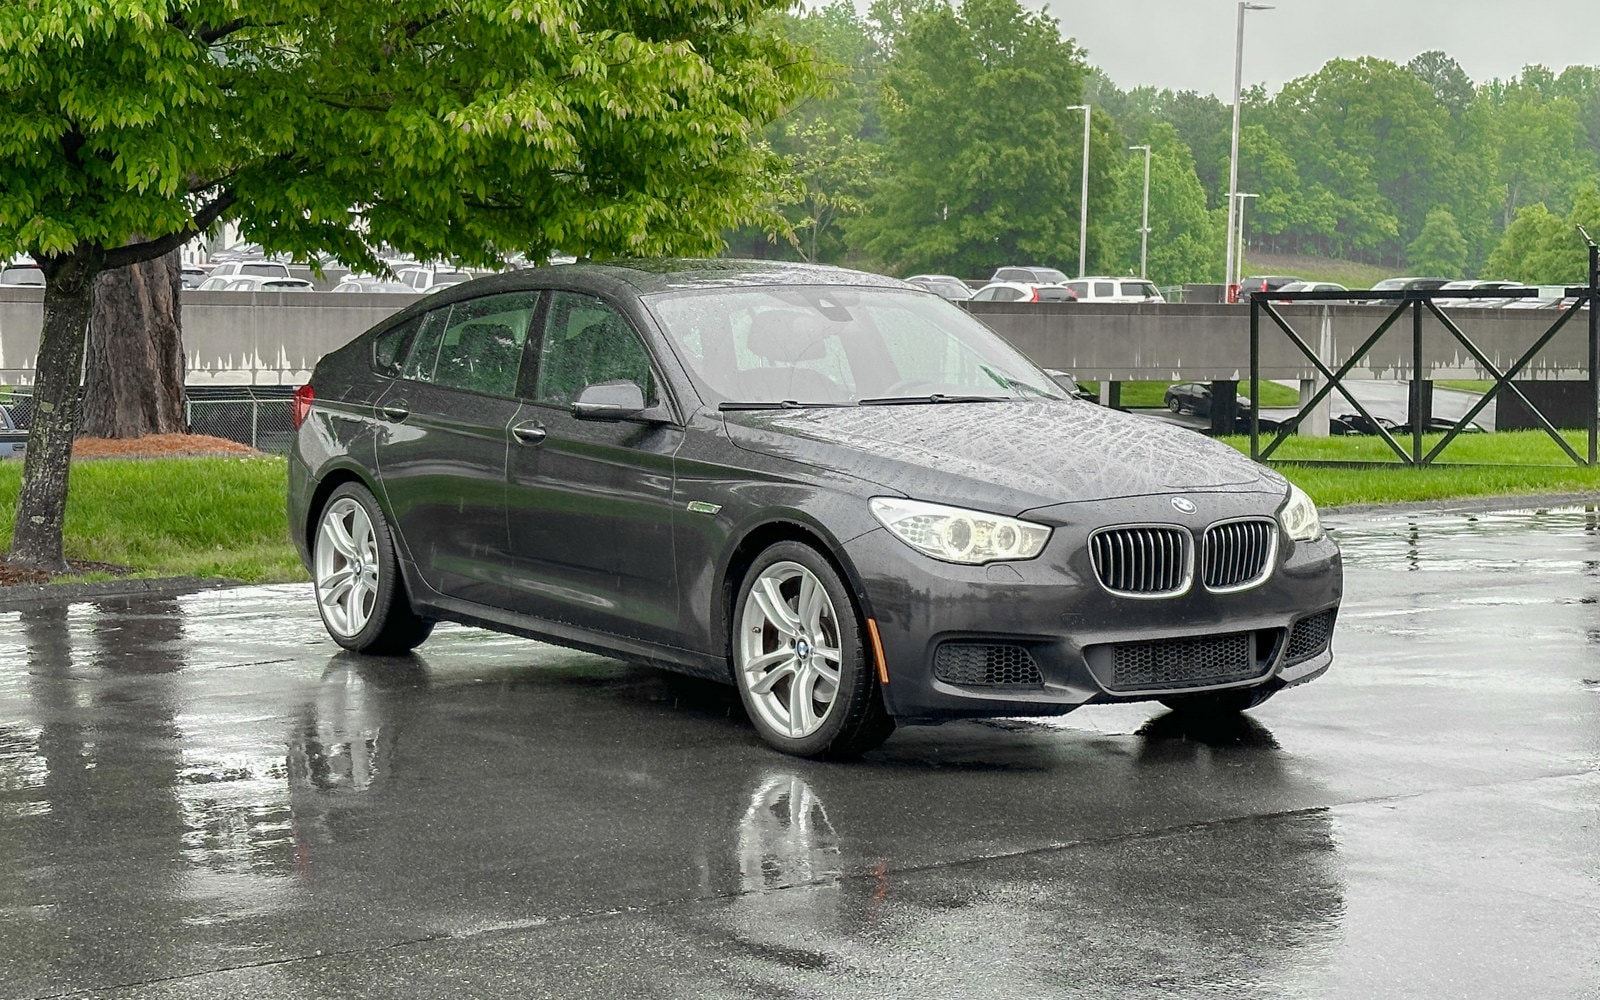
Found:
[380,404,410,421]
[511,422,547,445]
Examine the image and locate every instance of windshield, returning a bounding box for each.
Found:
[645,285,1066,406]
[1030,268,1069,284]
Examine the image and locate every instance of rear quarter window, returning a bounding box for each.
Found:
[372,317,421,378]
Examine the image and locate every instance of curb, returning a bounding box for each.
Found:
[1325,491,1600,519]
[0,576,248,611]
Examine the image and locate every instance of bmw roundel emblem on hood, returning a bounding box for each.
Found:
[1171,496,1198,514]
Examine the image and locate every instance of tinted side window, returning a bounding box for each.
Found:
[1067,281,1088,297]
[535,292,657,406]
[430,292,538,397]
[994,287,1023,301]
[1093,282,1115,297]
[402,306,454,383]
[372,317,420,377]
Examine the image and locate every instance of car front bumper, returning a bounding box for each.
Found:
[843,492,1343,721]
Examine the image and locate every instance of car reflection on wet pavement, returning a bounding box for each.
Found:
[1,505,1597,999]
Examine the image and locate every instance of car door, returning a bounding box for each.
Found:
[372,291,538,605]
[501,290,685,643]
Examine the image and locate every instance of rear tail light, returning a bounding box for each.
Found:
[291,384,314,429]
[1029,288,1039,302]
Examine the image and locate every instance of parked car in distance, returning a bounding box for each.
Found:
[395,267,474,293]
[209,260,294,280]
[180,265,214,289]
[1273,281,1348,301]
[968,281,1077,303]
[334,277,420,294]
[1164,381,1255,418]
[195,275,315,292]
[1065,277,1165,303]
[289,259,1341,759]
[904,274,973,301]
[0,403,24,458]
[990,265,1071,286]
[1436,279,1532,307]
[1367,276,1450,294]
[1237,275,1302,298]
[0,264,45,286]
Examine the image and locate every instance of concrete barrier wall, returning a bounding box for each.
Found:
[965,301,1595,382]
[0,286,1590,385]
[0,288,417,385]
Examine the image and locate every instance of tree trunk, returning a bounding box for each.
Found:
[80,249,186,439]
[9,248,103,572]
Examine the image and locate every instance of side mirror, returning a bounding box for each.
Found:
[573,380,647,421]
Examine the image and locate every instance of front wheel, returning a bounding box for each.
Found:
[733,542,893,758]
[313,482,433,654]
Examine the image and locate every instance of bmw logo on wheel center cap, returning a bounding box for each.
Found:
[1171,496,1198,514]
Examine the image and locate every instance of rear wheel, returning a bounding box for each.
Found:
[1160,685,1276,715]
[733,542,893,758]
[313,482,433,654]
[1167,397,1182,413]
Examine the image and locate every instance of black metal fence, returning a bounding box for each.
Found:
[0,385,298,454]
[1249,238,1600,467]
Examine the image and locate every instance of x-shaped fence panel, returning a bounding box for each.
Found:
[1249,241,1600,467]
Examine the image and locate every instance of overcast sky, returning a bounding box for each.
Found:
[1027,0,1598,96]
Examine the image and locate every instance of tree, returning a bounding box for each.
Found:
[1110,124,1221,285]
[1485,188,1600,283]
[1407,207,1468,275]
[0,2,816,571]
[1408,51,1474,116]
[849,0,1122,277]
[80,252,186,439]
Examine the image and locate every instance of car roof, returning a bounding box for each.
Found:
[423,259,912,305]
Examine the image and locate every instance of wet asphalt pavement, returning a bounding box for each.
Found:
[1,505,1598,999]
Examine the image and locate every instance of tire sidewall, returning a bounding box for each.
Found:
[315,482,406,652]
[732,541,871,757]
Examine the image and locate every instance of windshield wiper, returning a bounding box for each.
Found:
[718,400,851,411]
[857,394,1011,406]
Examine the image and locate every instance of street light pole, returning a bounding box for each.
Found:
[1067,104,1090,277]
[1130,144,1152,279]
[1224,2,1273,301]
[1235,192,1259,286]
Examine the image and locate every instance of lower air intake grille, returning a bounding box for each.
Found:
[1110,631,1263,691]
[933,643,1044,687]
[1285,609,1337,664]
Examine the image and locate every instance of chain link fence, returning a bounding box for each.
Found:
[0,385,299,454]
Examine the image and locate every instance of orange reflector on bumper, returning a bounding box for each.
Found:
[866,618,889,684]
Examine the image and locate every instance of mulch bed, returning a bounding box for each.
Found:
[71,433,261,459]
[0,559,130,586]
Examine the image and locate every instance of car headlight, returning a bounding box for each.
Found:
[1278,483,1323,542]
[869,498,1051,564]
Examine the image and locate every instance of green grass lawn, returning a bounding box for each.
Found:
[1242,252,1394,289]
[0,455,306,583]
[1078,380,1300,408]
[1221,429,1600,507]
[1434,380,1495,394]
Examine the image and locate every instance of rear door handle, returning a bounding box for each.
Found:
[381,404,410,421]
[511,422,547,445]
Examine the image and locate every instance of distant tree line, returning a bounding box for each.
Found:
[737,0,1600,287]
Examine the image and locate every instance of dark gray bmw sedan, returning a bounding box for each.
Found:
[288,259,1341,757]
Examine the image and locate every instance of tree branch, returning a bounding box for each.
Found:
[101,191,239,270]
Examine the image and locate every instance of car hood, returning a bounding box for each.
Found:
[722,400,1284,514]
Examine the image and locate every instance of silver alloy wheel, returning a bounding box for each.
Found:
[738,561,844,740]
[315,496,381,638]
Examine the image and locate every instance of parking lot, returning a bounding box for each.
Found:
[1,502,1597,999]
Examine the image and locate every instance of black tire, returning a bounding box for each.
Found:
[731,541,894,758]
[312,482,433,655]
[1159,684,1277,715]
[1167,397,1182,413]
